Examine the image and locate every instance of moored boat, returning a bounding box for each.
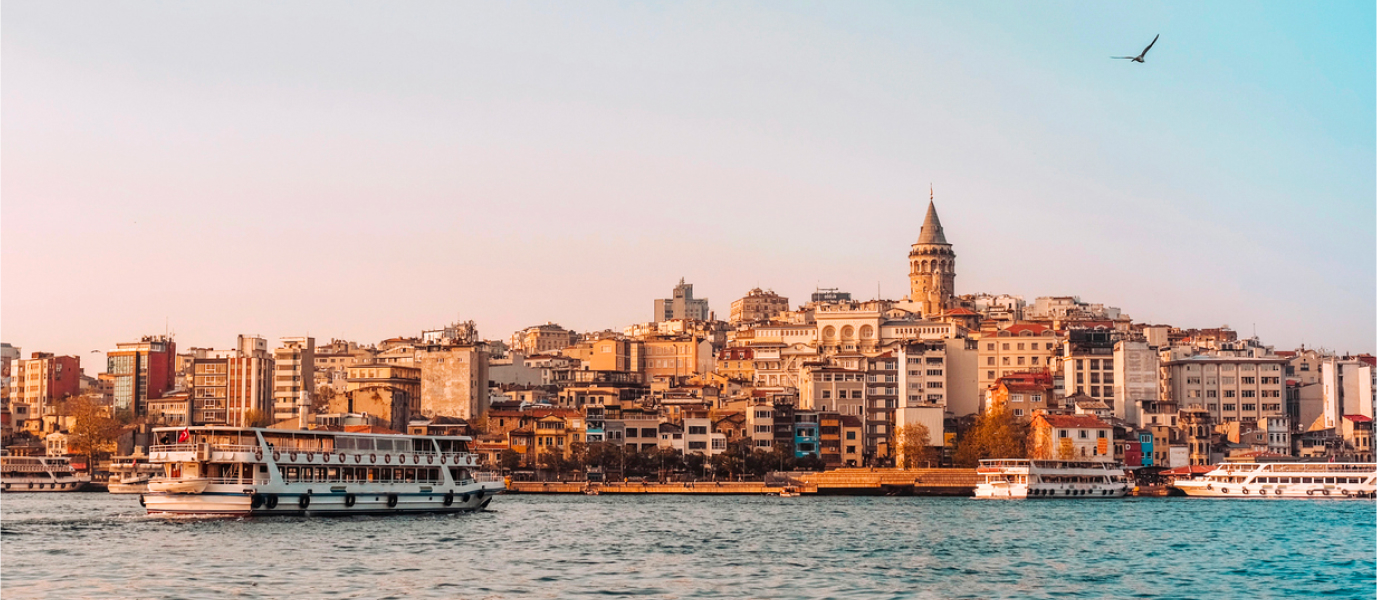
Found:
[975,459,1130,499]
[1,452,91,492]
[141,426,505,516]
[1172,462,1377,498]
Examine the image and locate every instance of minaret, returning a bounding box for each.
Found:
[908,194,956,317]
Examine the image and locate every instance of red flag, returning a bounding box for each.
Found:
[177,428,190,444]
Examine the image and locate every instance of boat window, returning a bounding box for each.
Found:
[337,437,354,451]
[404,468,416,483]
[394,439,413,454]
[378,468,391,483]
[1324,477,1334,484]
[286,467,299,482]
[375,439,394,453]
[327,467,339,481]
[302,468,314,482]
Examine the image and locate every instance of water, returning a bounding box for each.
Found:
[2,493,1373,599]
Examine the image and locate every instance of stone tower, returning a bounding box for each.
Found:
[908,201,956,317]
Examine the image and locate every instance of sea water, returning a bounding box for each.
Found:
[1,493,1372,599]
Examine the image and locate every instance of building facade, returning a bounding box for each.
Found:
[653,279,710,322]
[730,288,789,325]
[908,201,956,317]
[272,337,316,422]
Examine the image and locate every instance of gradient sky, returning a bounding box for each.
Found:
[4,1,1374,374]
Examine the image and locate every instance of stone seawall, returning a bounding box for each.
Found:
[507,468,978,496]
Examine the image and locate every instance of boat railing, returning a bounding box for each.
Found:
[150,476,247,485]
[150,444,198,454]
[474,472,505,483]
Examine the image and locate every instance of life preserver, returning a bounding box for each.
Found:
[427,455,434,465]
[398,454,406,464]
[306,452,315,462]
[273,450,281,462]
[1242,488,1250,495]
[460,493,470,503]
[255,448,264,461]
[323,453,330,463]
[265,495,279,509]
[1221,487,1229,494]
[443,492,455,506]
[1342,489,1352,497]
[299,495,311,509]
[251,493,264,509]
[1206,484,1212,490]
[370,454,377,463]
[441,455,448,464]
[413,454,420,465]
[355,454,363,463]
[290,452,298,462]
[339,453,347,463]
[386,494,399,508]
[344,493,356,507]
[1321,489,1330,496]
[1306,489,1315,496]
[1274,488,1283,495]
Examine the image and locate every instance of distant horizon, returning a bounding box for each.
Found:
[4,2,1374,373]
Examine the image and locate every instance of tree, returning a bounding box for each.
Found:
[311,387,337,413]
[684,453,708,479]
[62,394,127,475]
[796,453,825,472]
[242,409,274,428]
[499,449,522,471]
[468,413,490,436]
[895,423,936,469]
[953,406,1029,467]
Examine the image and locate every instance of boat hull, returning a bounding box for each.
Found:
[1173,481,1376,499]
[974,483,1128,499]
[143,482,505,516]
[1,478,90,493]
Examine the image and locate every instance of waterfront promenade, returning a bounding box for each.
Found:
[509,468,980,496]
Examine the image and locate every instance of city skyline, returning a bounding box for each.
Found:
[4,2,1374,368]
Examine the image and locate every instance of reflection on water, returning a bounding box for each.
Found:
[1,493,1373,599]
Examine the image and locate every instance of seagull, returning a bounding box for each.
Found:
[1113,34,1159,63]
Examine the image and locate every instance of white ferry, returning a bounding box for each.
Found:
[1,452,91,492]
[142,426,505,516]
[975,459,1130,499]
[108,455,161,494]
[1172,462,1377,499]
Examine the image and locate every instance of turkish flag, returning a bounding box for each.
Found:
[177,428,190,444]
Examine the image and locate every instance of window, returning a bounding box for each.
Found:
[1017,343,1025,351]
[1002,357,1010,366]
[986,357,995,365]
[1224,390,1236,398]
[1097,430,1106,438]
[1241,390,1255,398]
[1242,404,1256,411]
[1241,377,1255,384]
[986,371,995,379]
[1002,343,1010,351]
[1017,357,1026,366]
[688,426,707,435]
[1059,430,1068,438]
[846,431,856,440]
[1223,404,1236,411]
[1014,409,1024,416]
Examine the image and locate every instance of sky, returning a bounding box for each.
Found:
[3,1,1374,374]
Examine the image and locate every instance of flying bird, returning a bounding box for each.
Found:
[1113,34,1159,63]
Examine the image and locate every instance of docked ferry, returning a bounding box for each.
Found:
[1,452,91,492]
[142,426,505,516]
[108,455,161,494]
[975,459,1130,498]
[1172,462,1377,498]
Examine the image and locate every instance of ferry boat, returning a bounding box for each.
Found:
[108,455,161,494]
[142,426,505,516]
[1,452,91,492]
[975,459,1130,499]
[1172,462,1377,498]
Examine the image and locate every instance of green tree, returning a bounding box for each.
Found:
[796,453,825,472]
[684,453,708,479]
[953,406,1029,467]
[242,409,274,428]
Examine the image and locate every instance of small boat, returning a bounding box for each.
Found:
[584,487,600,496]
[975,459,1129,499]
[147,478,211,494]
[108,455,160,494]
[778,487,800,497]
[0,452,91,492]
[1172,462,1377,498]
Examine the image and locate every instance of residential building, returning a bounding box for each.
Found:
[908,201,956,317]
[343,363,421,432]
[730,288,789,325]
[977,323,1059,403]
[1,343,18,441]
[717,346,755,382]
[1159,353,1287,427]
[189,335,273,427]
[272,337,316,422]
[415,322,490,420]
[641,337,713,380]
[654,279,710,322]
[987,371,1055,419]
[9,352,81,424]
[1114,339,1159,426]
[1062,328,1117,408]
[840,415,864,467]
[1320,357,1375,429]
[106,336,177,418]
[1029,413,1113,462]
[509,323,575,355]
[794,411,820,458]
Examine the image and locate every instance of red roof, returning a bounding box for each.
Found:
[1357,355,1377,367]
[1034,414,1110,429]
[1343,415,1372,423]
[944,308,978,316]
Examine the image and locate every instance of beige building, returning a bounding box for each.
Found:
[654,279,710,322]
[509,323,575,355]
[976,323,1059,402]
[272,337,316,421]
[1159,354,1287,427]
[641,337,713,380]
[416,343,489,420]
[343,363,421,432]
[908,201,956,317]
[730,288,789,325]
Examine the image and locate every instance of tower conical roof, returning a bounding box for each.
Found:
[917,201,948,245]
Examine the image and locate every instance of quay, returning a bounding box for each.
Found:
[507,468,979,496]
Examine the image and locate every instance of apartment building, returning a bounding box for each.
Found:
[272,337,316,421]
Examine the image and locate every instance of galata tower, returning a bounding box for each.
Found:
[908,200,955,317]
